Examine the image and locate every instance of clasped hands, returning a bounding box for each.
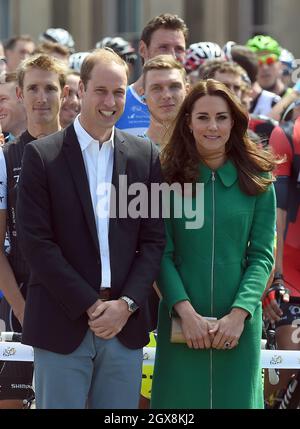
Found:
[87,298,131,339]
[174,301,248,350]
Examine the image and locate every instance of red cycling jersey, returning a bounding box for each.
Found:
[269,117,300,296]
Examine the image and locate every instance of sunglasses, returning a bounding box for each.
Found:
[258,54,278,66]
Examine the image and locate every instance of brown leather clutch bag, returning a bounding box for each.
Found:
[170,316,217,343]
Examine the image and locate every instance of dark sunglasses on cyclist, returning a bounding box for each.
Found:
[258,54,278,66]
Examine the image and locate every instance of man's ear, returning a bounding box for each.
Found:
[62,85,69,99]
[77,80,85,99]
[139,40,147,62]
[16,86,23,101]
[185,82,191,94]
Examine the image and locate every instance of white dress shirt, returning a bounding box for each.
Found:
[74,115,114,289]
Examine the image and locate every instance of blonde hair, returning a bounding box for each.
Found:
[17,53,67,89]
[142,54,186,88]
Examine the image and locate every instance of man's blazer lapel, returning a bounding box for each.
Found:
[109,130,128,280]
[63,125,100,255]
[112,129,128,184]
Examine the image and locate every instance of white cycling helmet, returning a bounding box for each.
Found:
[39,28,75,53]
[95,36,137,63]
[223,41,237,61]
[68,51,89,73]
[279,48,296,70]
[184,42,225,72]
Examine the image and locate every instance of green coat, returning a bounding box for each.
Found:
[151,160,276,409]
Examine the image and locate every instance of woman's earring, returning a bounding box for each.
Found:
[189,128,193,134]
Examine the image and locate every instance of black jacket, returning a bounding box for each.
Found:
[16,125,165,353]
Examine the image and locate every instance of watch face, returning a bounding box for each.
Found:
[129,301,138,312]
[121,296,138,312]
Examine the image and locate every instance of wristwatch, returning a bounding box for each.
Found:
[120,296,139,313]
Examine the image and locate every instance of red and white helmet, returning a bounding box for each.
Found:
[184,42,225,72]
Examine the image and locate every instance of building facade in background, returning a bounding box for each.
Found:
[0,0,299,59]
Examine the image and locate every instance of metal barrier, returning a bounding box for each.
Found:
[1,341,300,369]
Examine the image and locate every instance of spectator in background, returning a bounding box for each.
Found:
[141,54,189,149]
[198,60,247,101]
[60,70,81,128]
[116,13,188,137]
[39,28,75,54]
[0,72,27,142]
[4,35,35,72]
[68,51,90,74]
[0,42,6,74]
[34,41,70,64]
[95,37,137,83]
[184,41,225,85]
[246,35,288,98]
[0,41,4,57]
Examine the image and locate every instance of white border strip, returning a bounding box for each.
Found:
[1,343,300,369]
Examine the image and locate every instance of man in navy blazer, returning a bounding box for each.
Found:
[16,48,165,409]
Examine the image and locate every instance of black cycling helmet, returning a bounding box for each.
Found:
[39,28,75,53]
[95,36,137,64]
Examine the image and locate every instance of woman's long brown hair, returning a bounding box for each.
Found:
[161,79,277,196]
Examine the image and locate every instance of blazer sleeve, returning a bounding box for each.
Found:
[231,183,276,317]
[119,144,166,307]
[16,142,99,321]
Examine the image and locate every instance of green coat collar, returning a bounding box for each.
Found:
[199,159,238,187]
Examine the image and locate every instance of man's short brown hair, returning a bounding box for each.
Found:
[141,13,189,47]
[199,60,248,81]
[142,54,186,88]
[17,53,67,89]
[80,48,129,89]
[34,41,70,59]
[4,35,34,51]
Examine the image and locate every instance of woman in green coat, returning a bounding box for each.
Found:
[151,79,277,409]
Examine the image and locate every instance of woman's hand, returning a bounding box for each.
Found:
[173,300,215,349]
[209,308,249,350]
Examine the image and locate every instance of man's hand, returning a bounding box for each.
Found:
[87,299,131,339]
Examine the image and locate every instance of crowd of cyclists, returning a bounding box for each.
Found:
[0,13,300,408]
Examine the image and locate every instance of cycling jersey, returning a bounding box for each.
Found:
[116,84,150,137]
[248,115,278,146]
[2,130,36,283]
[0,130,36,401]
[250,89,281,116]
[269,117,300,296]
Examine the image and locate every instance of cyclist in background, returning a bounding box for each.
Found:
[116,13,188,137]
[263,115,300,405]
[0,54,67,408]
